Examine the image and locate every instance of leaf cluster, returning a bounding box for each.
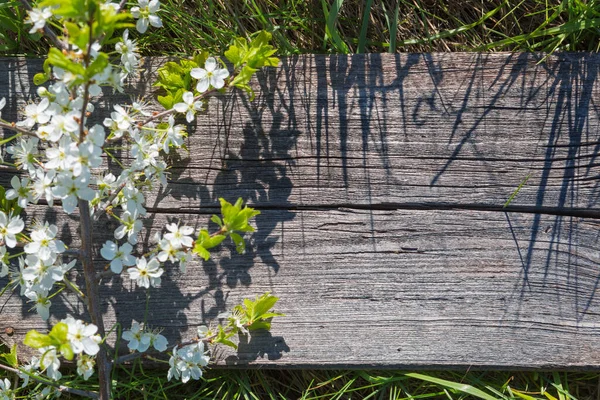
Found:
[33,0,132,85]
[192,197,260,260]
[224,31,280,99]
[153,51,210,109]
[24,322,74,361]
[213,292,284,350]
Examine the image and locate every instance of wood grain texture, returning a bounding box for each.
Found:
[1,53,600,369]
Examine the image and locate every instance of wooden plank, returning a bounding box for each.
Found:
[1,54,600,368]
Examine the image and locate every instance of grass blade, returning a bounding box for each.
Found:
[504,173,531,207]
[357,0,374,53]
[404,373,498,400]
[321,0,349,53]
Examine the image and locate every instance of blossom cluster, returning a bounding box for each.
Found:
[122,320,168,353]
[167,341,210,383]
[21,317,100,383]
[0,0,265,391]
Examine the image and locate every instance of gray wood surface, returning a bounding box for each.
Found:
[1,53,600,369]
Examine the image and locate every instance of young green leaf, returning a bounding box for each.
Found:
[59,343,74,360]
[192,242,211,261]
[211,214,223,227]
[197,229,226,249]
[24,330,53,349]
[48,322,69,345]
[0,344,18,368]
[230,232,245,254]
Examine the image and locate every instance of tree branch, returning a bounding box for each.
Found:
[0,363,99,399]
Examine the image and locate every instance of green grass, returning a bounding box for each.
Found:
[2,0,600,55]
[2,362,599,399]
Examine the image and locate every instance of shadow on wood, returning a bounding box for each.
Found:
[0,53,600,368]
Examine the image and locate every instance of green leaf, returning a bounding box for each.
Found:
[33,72,49,85]
[59,343,74,360]
[215,337,237,349]
[214,325,237,349]
[39,0,85,18]
[86,52,109,79]
[65,22,89,50]
[0,344,18,368]
[198,229,226,249]
[211,215,223,227]
[247,321,271,331]
[157,94,174,110]
[224,45,242,67]
[24,330,53,349]
[49,322,69,344]
[230,232,245,254]
[258,312,285,320]
[252,293,279,320]
[47,48,85,76]
[219,197,240,224]
[192,242,211,261]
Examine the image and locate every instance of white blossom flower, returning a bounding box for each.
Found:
[0,377,14,400]
[157,238,177,263]
[0,97,6,119]
[52,171,96,214]
[63,316,101,355]
[127,256,163,288]
[0,211,24,248]
[190,57,229,93]
[22,255,62,292]
[77,355,96,380]
[0,247,7,278]
[25,288,51,320]
[164,223,194,248]
[25,7,53,34]
[38,346,61,380]
[11,257,30,296]
[5,175,34,208]
[148,331,168,352]
[123,185,146,215]
[131,0,162,34]
[100,240,135,274]
[32,169,56,206]
[116,29,140,72]
[173,91,202,123]
[167,342,209,383]
[110,105,134,130]
[45,137,70,171]
[162,115,185,154]
[6,137,39,174]
[24,223,66,261]
[122,321,151,352]
[17,357,38,388]
[17,98,51,128]
[197,325,209,338]
[176,250,191,273]
[114,209,143,244]
[97,172,117,196]
[218,309,248,334]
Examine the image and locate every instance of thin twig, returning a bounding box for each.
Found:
[117,0,128,12]
[137,88,219,127]
[0,122,38,138]
[0,363,99,399]
[93,181,127,222]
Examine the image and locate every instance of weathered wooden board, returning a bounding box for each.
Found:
[1,53,600,369]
